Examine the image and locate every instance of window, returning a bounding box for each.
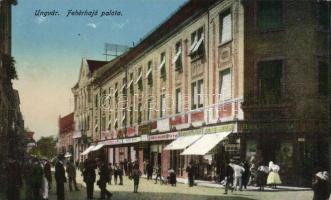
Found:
[191,80,204,109]
[219,68,232,101]
[129,106,133,125]
[138,103,142,123]
[220,9,232,44]
[189,27,204,59]
[316,1,330,30]
[160,94,166,117]
[101,116,106,131]
[147,98,152,120]
[114,83,118,100]
[107,116,111,131]
[108,88,112,105]
[258,60,283,103]
[146,61,153,85]
[176,88,182,113]
[95,94,99,107]
[136,67,143,90]
[129,73,134,94]
[122,110,126,126]
[173,41,183,72]
[257,0,283,30]
[87,115,90,130]
[122,77,126,95]
[318,61,329,95]
[159,52,166,80]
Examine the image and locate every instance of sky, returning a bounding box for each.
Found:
[12,0,187,140]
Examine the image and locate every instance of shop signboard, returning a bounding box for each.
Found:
[148,132,178,141]
[239,121,296,133]
[122,137,141,144]
[138,123,151,135]
[204,123,235,134]
[225,143,240,152]
[157,118,170,132]
[178,128,203,136]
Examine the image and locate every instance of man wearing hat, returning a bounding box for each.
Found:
[55,154,67,200]
[312,171,330,200]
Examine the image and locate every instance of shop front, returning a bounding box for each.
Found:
[164,128,203,178]
[239,120,329,186]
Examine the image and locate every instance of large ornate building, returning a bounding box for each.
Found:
[72,0,329,186]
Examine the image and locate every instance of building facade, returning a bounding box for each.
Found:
[58,113,74,156]
[72,59,109,162]
[73,0,329,186]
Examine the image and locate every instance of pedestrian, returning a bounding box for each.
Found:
[242,161,250,189]
[123,159,128,175]
[154,165,162,184]
[83,159,96,200]
[266,161,281,189]
[44,160,52,190]
[55,155,67,200]
[146,162,153,180]
[108,163,113,185]
[113,163,119,185]
[229,161,245,191]
[118,163,124,185]
[5,157,22,200]
[168,168,176,186]
[312,171,330,200]
[29,158,44,200]
[257,164,269,191]
[97,160,112,200]
[186,162,195,187]
[223,161,234,195]
[41,161,49,200]
[128,160,133,179]
[66,159,79,191]
[132,162,142,193]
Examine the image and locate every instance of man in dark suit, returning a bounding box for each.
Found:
[55,154,66,200]
[97,160,112,199]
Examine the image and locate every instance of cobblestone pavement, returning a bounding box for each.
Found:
[48,172,314,200]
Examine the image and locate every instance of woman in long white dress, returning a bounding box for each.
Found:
[267,161,282,188]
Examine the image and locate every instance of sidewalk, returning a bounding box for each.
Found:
[141,175,311,192]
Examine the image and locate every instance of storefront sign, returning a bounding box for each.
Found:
[225,144,240,152]
[99,139,122,146]
[122,137,141,144]
[179,128,203,136]
[240,122,296,132]
[138,124,151,135]
[148,132,178,141]
[204,124,235,134]
[157,118,170,132]
[140,134,149,142]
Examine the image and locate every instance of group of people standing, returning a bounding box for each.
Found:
[222,159,282,194]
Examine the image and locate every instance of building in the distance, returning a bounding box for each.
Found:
[72,59,109,162]
[58,112,75,157]
[72,0,329,186]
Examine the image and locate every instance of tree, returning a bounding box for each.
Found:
[30,136,57,159]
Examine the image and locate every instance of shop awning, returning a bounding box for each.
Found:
[164,135,202,150]
[80,145,95,155]
[181,132,231,155]
[91,144,105,151]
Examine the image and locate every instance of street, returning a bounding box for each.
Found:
[47,173,314,200]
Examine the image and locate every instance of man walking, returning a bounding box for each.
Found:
[154,165,162,184]
[186,162,195,187]
[97,160,112,199]
[55,155,66,200]
[83,159,96,200]
[146,162,153,180]
[229,161,245,191]
[44,160,52,190]
[132,162,142,193]
[66,159,79,191]
[224,162,234,194]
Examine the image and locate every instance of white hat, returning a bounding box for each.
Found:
[316,171,329,181]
